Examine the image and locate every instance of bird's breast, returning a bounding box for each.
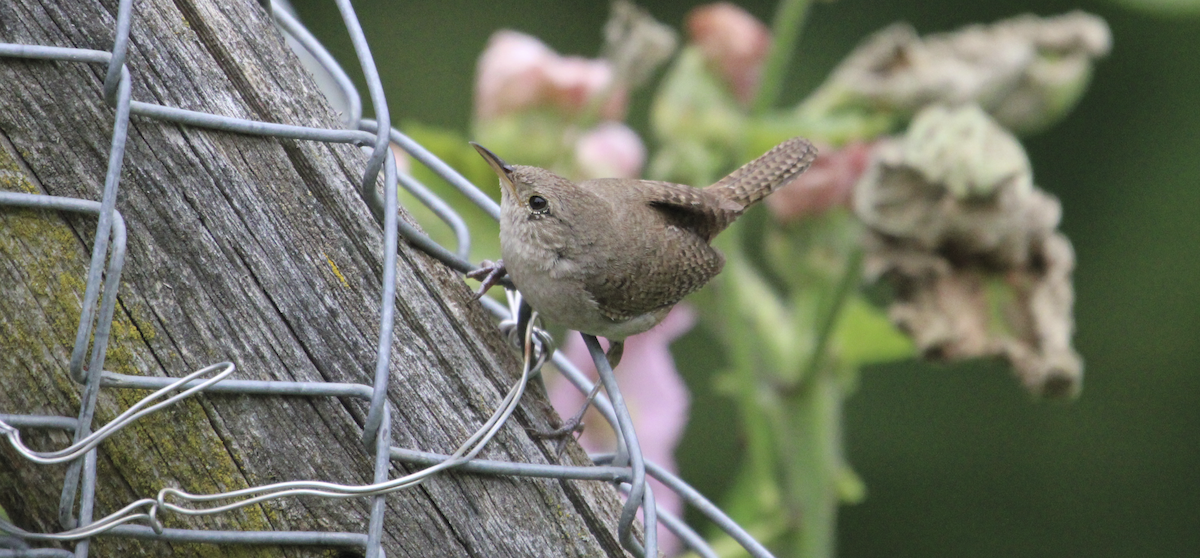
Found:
[499,220,653,338]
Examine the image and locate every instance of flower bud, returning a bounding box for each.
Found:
[686,3,772,106]
[474,30,627,122]
[474,30,556,121]
[766,141,871,222]
[574,121,646,180]
[542,56,627,120]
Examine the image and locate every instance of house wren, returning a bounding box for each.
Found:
[469,137,816,441]
[469,136,816,340]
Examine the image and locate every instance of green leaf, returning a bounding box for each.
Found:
[748,108,898,154]
[729,249,805,378]
[835,463,867,505]
[702,448,788,558]
[648,47,748,185]
[400,121,503,266]
[834,296,915,366]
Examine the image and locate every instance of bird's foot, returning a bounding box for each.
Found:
[466,259,506,301]
[527,341,622,459]
[529,382,602,457]
[527,423,583,459]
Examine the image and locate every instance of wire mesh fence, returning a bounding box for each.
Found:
[0,1,773,556]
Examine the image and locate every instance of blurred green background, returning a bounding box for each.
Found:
[292,0,1199,556]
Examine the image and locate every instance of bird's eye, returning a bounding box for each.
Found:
[528,195,548,212]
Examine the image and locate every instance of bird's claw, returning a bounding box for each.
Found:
[528,420,585,459]
[466,259,507,301]
[528,377,607,459]
[528,420,585,440]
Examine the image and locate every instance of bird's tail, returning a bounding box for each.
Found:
[705,137,818,210]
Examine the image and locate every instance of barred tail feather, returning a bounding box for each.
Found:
[706,137,818,209]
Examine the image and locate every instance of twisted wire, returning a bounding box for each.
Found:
[0,1,778,557]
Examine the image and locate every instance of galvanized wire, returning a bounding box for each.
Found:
[0,1,777,557]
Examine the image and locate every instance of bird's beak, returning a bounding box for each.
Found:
[470,142,517,198]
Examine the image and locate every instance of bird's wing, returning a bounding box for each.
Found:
[634,180,742,242]
[583,229,725,322]
[577,179,728,322]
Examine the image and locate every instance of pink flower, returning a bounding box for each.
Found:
[766,141,873,222]
[686,3,772,106]
[543,57,627,119]
[574,122,647,179]
[389,143,411,175]
[475,30,627,121]
[549,305,695,556]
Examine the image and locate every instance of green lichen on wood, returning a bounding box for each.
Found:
[0,191,91,414]
[0,153,29,179]
[2,161,286,557]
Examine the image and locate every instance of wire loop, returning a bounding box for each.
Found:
[0,1,774,556]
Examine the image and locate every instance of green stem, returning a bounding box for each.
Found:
[779,246,863,557]
[716,226,781,512]
[782,365,842,558]
[752,0,813,115]
[802,247,864,382]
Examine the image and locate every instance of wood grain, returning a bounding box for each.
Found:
[0,0,634,555]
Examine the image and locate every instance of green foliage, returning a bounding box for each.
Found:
[401,121,502,268]
[834,297,914,368]
[394,4,1106,556]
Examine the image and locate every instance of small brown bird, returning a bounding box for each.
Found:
[469,138,816,436]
